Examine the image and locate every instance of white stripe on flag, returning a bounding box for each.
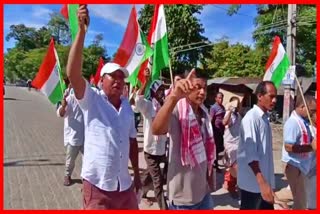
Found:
[40,63,60,97]
[264,44,286,81]
[125,32,145,75]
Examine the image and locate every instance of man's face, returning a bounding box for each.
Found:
[101,70,125,97]
[258,83,277,111]
[215,94,223,105]
[303,101,317,119]
[154,85,165,103]
[174,76,182,84]
[187,78,207,106]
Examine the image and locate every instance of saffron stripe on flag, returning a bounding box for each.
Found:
[113,7,139,67]
[264,45,286,81]
[32,40,56,89]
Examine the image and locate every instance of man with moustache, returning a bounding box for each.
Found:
[66,5,141,210]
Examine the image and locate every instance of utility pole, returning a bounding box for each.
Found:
[282,4,297,124]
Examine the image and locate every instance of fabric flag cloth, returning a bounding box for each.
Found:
[263,35,290,88]
[113,5,153,86]
[60,4,79,41]
[137,4,170,85]
[93,57,104,86]
[32,38,66,104]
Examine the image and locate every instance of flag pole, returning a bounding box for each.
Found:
[293,74,315,135]
[52,38,65,96]
[168,60,174,85]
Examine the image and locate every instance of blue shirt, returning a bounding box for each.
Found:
[282,111,315,175]
[237,105,275,193]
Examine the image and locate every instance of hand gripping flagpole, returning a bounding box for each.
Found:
[293,73,315,136]
[168,60,174,86]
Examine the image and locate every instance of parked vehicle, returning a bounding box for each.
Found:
[15,80,27,87]
[269,110,281,124]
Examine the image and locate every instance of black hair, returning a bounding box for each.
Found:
[64,77,70,86]
[215,92,224,98]
[295,94,316,108]
[174,73,184,78]
[255,81,275,97]
[229,96,240,103]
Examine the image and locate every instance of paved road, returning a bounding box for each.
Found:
[4,86,292,210]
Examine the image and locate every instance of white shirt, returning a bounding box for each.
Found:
[237,105,275,193]
[135,95,167,155]
[77,81,137,192]
[57,91,84,147]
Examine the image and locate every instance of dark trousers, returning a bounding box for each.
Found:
[141,152,168,210]
[213,128,224,165]
[240,189,274,210]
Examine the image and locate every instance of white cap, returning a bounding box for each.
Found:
[100,62,129,78]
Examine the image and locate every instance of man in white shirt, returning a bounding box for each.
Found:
[66,5,141,210]
[57,82,84,186]
[135,68,168,209]
[237,81,277,210]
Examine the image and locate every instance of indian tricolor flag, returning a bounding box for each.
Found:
[263,36,290,88]
[32,38,66,104]
[138,4,169,84]
[60,4,79,41]
[113,6,153,86]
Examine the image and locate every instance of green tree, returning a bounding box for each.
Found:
[206,39,264,77]
[82,34,110,79]
[4,48,27,80]
[228,4,316,76]
[47,12,71,45]
[5,24,38,51]
[138,4,210,75]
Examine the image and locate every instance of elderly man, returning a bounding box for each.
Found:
[66,5,141,210]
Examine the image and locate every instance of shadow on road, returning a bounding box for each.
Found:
[212,193,240,209]
[275,173,288,191]
[4,97,30,101]
[71,179,83,185]
[4,158,64,167]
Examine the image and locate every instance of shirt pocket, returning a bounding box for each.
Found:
[87,125,115,157]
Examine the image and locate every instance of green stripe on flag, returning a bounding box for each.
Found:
[68,4,79,41]
[271,56,290,88]
[48,82,65,104]
[152,34,169,81]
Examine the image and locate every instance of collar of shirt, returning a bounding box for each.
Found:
[253,104,267,118]
[99,89,127,113]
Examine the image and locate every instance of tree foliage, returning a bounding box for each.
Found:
[206,39,265,77]
[138,4,211,75]
[4,14,109,83]
[47,12,71,45]
[228,4,316,77]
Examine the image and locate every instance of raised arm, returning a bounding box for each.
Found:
[152,69,195,135]
[137,68,151,96]
[66,5,88,100]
